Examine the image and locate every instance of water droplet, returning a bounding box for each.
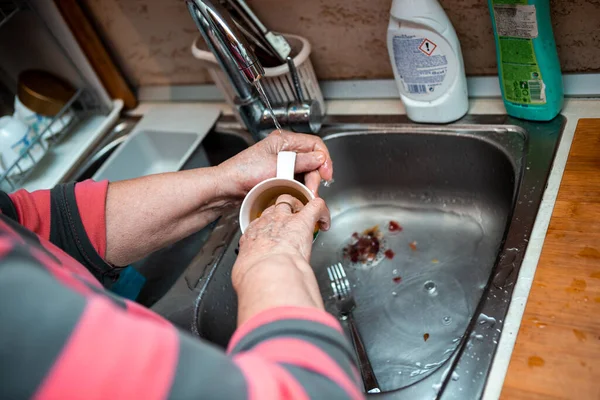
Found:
[323,178,335,188]
[392,291,398,296]
[424,280,437,294]
[478,313,497,327]
[452,371,460,381]
[442,316,452,325]
[392,269,398,274]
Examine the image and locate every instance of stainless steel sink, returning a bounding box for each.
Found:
[71,113,565,399]
[190,114,566,399]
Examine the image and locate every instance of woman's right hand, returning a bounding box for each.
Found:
[232,194,331,324]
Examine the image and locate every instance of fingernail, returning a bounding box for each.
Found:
[316,152,325,163]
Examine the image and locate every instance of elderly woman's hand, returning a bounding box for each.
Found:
[218,130,333,198]
[232,194,331,323]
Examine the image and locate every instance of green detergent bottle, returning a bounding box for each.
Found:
[488,0,564,121]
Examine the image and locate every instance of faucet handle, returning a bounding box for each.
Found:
[259,100,322,135]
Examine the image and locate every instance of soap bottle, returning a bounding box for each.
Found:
[387,0,469,123]
[488,0,564,121]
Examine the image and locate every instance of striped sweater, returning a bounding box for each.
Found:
[0,180,362,399]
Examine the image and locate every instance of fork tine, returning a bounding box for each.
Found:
[335,263,351,296]
[332,264,345,294]
[328,263,355,300]
[337,263,348,286]
[337,262,346,278]
[327,266,340,298]
[332,266,343,297]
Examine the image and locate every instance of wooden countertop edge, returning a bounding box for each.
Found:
[500,118,600,399]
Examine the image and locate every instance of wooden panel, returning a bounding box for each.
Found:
[78,0,600,87]
[54,0,137,110]
[501,119,600,399]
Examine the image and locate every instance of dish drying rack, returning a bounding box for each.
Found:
[0,0,109,191]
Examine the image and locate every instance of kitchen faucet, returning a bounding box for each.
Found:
[185,0,322,140]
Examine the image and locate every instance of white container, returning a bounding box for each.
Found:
[192,34,325,123]
[92,104,220,182]
[14,96,74,140]
[0,115,47,177]
[387,0,469,123]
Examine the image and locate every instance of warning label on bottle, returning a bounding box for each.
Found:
[494,4,538,39]
[419,39,437,56]
[392,34,449,97]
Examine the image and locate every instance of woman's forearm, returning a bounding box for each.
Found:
[104,166,237,266]
[233,255,325,326]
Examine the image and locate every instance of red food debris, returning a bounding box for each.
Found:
[343,226,383,264]
[384,249,395,259]
[409,241,418,251]
[424,333,430,342]
[388,220,403,232]
[393,276,402,283]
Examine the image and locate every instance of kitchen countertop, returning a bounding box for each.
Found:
[130,98,600,398]
[501,118,600,399]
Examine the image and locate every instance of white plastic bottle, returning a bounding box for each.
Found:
[387,0,469,123]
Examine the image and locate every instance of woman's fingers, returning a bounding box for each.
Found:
[304,170,322,196]
[299,198,331,231]
[277,132,334,182]
[295,151,326,173]
[274,194,304,214]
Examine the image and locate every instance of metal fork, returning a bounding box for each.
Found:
[327,262,381,394]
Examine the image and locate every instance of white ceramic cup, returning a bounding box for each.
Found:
[0,115,44,176]
[14,96,73,139]
[239,151,315,234]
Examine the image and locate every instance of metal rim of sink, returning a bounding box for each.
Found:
[191,114,566,399]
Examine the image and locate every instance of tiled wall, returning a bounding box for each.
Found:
[82,0,600,88]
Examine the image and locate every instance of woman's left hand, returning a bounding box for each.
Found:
[217,130,333,198]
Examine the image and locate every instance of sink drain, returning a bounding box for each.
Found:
[341,226,388,269]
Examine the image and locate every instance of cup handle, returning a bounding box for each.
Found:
[276,151,296,180]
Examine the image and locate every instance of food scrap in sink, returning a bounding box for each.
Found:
[409,241,418,251]
[388,220,403,232]
[343,225,385,265]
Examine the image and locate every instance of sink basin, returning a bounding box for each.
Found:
[313,125,517,393]
[191,114,566,399]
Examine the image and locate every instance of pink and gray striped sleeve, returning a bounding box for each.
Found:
[0,237,363,400]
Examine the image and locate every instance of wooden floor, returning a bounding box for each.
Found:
[501,119,600,399]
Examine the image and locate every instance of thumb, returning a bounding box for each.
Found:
[295,151,326,173]
[299,198,331,231]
